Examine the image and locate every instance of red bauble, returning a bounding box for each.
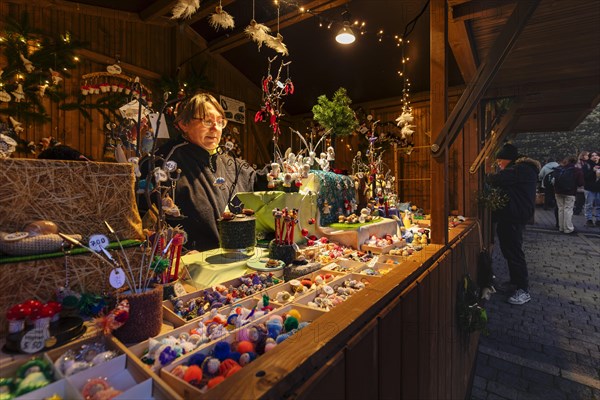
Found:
[308,218,315,225]
[301,228,309,237]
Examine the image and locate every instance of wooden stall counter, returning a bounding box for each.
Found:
[153,220,480,399]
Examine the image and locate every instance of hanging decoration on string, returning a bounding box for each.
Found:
[170,0,201,20]
[394,38,416,155]
[209,0,235,31]
[255,56,293,138]
[245,0,271,49]
[265,3,289,56]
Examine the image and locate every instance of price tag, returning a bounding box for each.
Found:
[173,282,187,298]
[109,268,126,289]
[3,232,29,241]
[20,327,49,354]
[89,234,109,252]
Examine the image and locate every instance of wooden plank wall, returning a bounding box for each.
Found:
[0,3,265,163]
[294,225,481,399]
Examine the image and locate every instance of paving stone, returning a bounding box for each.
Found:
[522,367,555,386]
[527,382,568,399]
[488,381,521,399]
[555,376,594,398]
[473,213,599,400]
[490,357,523,376]
[497,370,529,391]
[470,386,488,400]
[473,376,488,390]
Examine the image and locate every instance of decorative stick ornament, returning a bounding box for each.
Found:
[245,0,271,49]
[170,0,200,20]
[209,1,235,31]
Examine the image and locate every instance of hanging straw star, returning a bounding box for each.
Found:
[170,0,200,20]
[245,0,271,49]
[209,1,235,31]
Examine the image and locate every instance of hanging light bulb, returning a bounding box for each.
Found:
[336,21,355,44]
[336,10,355,45]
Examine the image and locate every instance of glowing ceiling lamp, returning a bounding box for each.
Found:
[335,10,355,44]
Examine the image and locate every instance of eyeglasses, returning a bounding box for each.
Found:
[192,118,227,129]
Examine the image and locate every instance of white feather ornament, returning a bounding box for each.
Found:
[401,125,415,138]
[170,0,200,20]
[245,20,271,49]
[265,33,289,56]
[209,6,235,30]
[395,110,414,126]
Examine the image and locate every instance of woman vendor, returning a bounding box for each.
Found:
[148,92,257,251]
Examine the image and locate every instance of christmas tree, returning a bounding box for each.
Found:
[0,12,83,154]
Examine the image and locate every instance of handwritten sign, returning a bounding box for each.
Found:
[173,282,187,298]
[109,268,126,289]
[20,327,49,354]
[89,234,109,252]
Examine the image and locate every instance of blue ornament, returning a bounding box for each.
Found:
[188,353,206,367]
[213,341,231,361]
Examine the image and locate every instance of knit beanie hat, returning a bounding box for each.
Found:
[496,143,518,161]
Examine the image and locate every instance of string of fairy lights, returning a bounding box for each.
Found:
[274,0,430,106]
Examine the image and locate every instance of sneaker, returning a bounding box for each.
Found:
[508,289,531,305]
[586,220,594,227]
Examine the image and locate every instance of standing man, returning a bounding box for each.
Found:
[488,143,540,305]
[554,156,584,234]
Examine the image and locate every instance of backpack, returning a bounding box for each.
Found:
[550,167,577,193]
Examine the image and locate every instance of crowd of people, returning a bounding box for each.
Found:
[538,150,600,232]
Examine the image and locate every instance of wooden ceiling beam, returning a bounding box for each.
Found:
[3,0,173,26]
[207,0,350,54]
[431,0,540,158]
[187,0,238,24]
[484,76,600,99]
[140,0,178,21]
[450,0,516,22]
[448,16,478,82]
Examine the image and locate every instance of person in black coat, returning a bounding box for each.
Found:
[487,143,540,305]
[148,92,257,251]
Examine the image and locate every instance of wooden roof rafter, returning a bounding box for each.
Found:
[207,0,350,54]
[432,0,540,158]
[140,0,178,21]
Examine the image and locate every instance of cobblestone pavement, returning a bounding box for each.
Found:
[471,208,600,400]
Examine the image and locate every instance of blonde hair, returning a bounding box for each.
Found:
[578,150,589,160]
[174,92,225,125]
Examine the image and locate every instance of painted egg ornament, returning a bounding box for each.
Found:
[207,376,225,389]
[183,365,203,385]
[236,340,255,354]
[264,338,277,352]
[23,220,59,236]
[202,356,221,376]
[239,352,257,366]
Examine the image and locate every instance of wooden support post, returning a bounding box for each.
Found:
[431,0,540,157]
[430,0,448,245]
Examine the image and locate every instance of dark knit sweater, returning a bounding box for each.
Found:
[154,136,256,251]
